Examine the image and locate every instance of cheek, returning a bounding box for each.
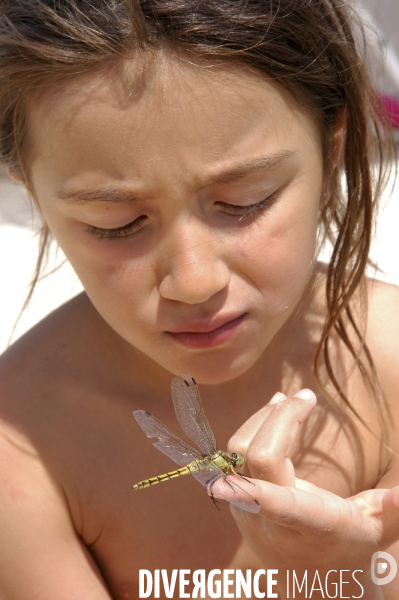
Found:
[238,204,319,307]
[42,217,156,328]
[72,259,160,353]
[80,258,156,325]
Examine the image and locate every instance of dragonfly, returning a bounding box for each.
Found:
[132,372,260,514]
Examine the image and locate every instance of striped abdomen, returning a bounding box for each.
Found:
[132,460,200,490]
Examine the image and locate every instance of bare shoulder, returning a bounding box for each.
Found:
[1,291,100,379]
[366,278,399,376]
[0,290,123,460]
[0,291,99,494]
[365,279,399,486]
[0,291,121,498]
[0,291,108,405]
[0,293,112,597]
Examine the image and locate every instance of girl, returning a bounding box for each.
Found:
[0,0,398,598]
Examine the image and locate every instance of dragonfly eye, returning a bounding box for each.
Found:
[231,452,245,467]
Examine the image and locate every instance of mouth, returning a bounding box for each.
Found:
[165,313,247,349]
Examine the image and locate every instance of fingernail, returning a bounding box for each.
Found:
[269,391,287,405]
[293,389,316,401]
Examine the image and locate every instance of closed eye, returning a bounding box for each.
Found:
[85,192,278,240]
[85,215,147,239]
[217,192,278,220]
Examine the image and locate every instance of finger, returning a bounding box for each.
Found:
[209,475,353,537]
[227,391,287,456]
[245,389,317,486]
[208,476,313,530]
[207,476,261,514]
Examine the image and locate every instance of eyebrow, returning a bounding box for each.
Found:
[202,150,298,187]
[55,187,148,205]
[56,150,297,204]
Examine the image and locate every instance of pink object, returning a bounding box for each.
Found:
[379,94,399,129]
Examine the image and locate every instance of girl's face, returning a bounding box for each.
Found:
[28,57,325,384]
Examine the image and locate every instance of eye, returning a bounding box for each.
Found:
[86,215,147,239]
[218,192,278,220]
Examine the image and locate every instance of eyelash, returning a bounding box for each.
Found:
[86,193,277,240]
[86,216,146,240]
[222,193,277,220]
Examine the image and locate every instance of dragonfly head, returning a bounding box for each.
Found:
[230,452,244,468]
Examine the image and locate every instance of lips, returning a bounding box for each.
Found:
[165,313,247,349]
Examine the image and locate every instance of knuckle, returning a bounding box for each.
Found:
[273,397,314,423]
[246,445,276,469]
[227,434,248,456]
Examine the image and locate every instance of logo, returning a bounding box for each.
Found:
[371,552,397,586]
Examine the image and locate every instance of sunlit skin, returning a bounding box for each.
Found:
[29,57,323,385]
[0,54,398,599]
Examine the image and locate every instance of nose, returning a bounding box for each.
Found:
[158,224,231,304]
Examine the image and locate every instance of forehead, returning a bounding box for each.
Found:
[28,54,322,189]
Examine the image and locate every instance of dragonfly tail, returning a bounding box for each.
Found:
[132,463,196,490]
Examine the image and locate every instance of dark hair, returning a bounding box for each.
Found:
[0,0,395,424]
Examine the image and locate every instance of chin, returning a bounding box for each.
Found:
[169,350,264,386]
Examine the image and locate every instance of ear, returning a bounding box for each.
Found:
[7,167,24,184]
[330,106,346,169]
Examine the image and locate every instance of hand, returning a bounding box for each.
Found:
[209,390,399,596]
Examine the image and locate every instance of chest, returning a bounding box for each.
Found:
[64,399,382,600]
[86,446,255,599]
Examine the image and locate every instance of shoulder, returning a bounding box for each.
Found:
[365,279,399,485]
[0,297,111,598]
[0,289,142,468]
[0,297,89,555]
[0,291,106,456]
[365,278,399,375]
[0,291,115,532]
[2,290,99,364]
[0,291,103,392]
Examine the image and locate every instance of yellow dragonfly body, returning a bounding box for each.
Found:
[132,373,259,513]
[133,449,244,489]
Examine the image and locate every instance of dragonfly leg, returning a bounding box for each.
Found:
[210,494,221,510]
[207,478,222,511]
[230,468,255,486]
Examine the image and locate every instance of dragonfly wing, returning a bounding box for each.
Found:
[208,474,261,514]
[188,459,260,514]
[188,458,224,488]
[171,373,217,456]
[133,410,201,466]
